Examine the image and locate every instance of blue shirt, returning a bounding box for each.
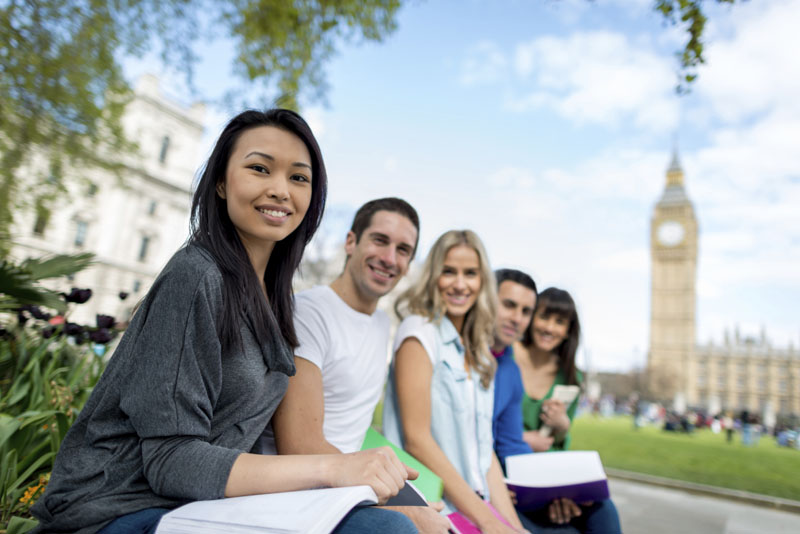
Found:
[382,315,495,515]
[492,345,533,471]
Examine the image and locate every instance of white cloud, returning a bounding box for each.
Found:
[507,31,679,132]
[459,40,508,86]
[697,0,800,123]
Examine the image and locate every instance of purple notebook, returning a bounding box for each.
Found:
[504,451,610,510]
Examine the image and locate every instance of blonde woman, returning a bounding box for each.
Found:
[383,230,530,534]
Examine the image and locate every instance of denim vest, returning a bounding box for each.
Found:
[383,315,495,514]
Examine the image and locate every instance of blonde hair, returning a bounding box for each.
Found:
[396,230,498,388]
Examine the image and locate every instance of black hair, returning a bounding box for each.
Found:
[349,197,420,258]
[494,268,538,295]
[190,109,327,352]
[525,287,581,386]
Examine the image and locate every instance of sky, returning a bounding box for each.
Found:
[128,0,800,372]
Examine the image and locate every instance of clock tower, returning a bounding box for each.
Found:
[648,150,698,401]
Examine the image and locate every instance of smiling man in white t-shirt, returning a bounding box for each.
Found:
[265,198,451,533]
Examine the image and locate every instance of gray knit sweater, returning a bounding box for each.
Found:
[32,245,293,534]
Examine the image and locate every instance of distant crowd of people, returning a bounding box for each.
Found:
[593,392,800,450]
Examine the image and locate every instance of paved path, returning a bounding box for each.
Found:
[610,478,800,533]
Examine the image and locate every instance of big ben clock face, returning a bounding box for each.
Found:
[657,220,685,246]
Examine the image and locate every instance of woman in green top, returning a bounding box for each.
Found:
[515,289,621,534]
[515,287,582,452]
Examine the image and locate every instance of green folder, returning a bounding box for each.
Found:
[361,427,444,502]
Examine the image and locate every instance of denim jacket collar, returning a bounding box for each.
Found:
[436,316,468,377]
[437,315,462,348]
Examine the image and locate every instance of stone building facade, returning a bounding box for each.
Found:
[647,153,800,416]
[10,75,205,324]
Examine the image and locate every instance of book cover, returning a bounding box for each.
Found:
[155,485,377,534]
[504,450,610,510]
[361,427,444,502]
[446,503,512,534]
[385,480,428,507]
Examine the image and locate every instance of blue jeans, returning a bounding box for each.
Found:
[520,499,622,534]
[334,506,418,534]
[96,505,418,534]
[97,508,170,534]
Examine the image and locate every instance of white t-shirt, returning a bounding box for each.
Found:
[260,286,391,454]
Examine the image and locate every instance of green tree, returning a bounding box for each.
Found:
[0,0,401,258]
[654,0,738,91]
[0,0,740,258]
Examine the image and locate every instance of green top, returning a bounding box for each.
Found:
[521,368,582,451]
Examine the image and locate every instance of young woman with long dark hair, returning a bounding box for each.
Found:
[516,288,581,453]
[514,287,621,532]
[31,109,417,534]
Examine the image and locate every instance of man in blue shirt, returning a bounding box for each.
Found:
[491,269,539,470]
[491,269,621,534]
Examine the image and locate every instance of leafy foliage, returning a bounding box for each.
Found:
[0,0,402,257]
[654,0,738,92]
[0,253,93,314]
[0,326,107,526]
[0,253,115,527]
[221,0,401,107]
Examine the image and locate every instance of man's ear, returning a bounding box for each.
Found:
[216,181,226,199]
[344,231,357,256]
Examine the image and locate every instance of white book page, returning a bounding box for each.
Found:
[157,486,377,534]
[538,385,580,437]
[505,451,606,487]
[551,385,580,404]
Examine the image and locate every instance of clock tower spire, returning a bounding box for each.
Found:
[648,149,699,401]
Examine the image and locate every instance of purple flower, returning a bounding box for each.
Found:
[63,288,92,304]
[29,306,52,321]
[89,328,113,344]
[64,322,84,337]
[17,309,29,326]
[42,325,58,339]
[118,291,129,301]
[96,314,115,329]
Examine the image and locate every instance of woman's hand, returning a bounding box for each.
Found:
[522,430,554,452]
[540,399,570,434]
[329,447,417,503]
[548,497,582,525]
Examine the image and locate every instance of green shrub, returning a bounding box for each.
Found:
[1,253,118,530]
[1,321,110,528]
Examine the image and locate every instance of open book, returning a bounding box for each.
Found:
[155,486,378,534]
[504,450,610,510]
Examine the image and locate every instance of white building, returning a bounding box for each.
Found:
[10,75,205,324]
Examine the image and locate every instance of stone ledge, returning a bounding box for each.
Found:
[606,467,800,514]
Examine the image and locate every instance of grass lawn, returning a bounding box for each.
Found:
[571,415,800,501]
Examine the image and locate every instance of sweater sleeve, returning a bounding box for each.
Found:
[118,264,241,500]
